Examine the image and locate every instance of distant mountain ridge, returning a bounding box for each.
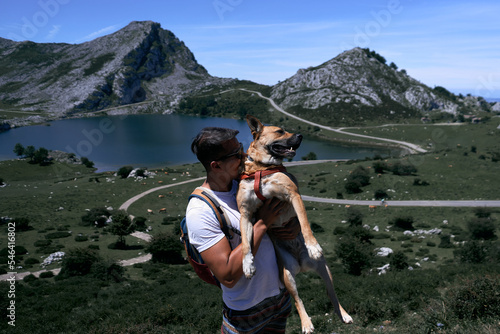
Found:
[270,47,493,125]
[0,21,495,128]
[0,21,227,119]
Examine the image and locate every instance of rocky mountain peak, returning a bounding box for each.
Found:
[0,21,213,117]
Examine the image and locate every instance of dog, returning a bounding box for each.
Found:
[236,115,353,333]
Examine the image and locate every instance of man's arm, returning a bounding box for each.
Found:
[200,197,283,288]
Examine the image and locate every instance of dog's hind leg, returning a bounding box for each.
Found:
[289,194,322,260]
[314,260,353,324]
[283,266,315,334]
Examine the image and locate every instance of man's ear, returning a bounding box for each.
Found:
[246,115,263,139]
[210,160,221,170]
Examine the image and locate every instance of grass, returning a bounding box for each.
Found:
[1,117,499,333]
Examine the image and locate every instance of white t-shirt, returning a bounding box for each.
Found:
[185,180,282,311]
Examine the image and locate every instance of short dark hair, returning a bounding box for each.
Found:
[191,127,239,169]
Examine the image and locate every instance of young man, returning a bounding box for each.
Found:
[186,127,298,333]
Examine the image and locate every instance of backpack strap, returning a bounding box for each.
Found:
[189,187,239,243]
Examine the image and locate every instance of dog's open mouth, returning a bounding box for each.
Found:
[269,142,301,158]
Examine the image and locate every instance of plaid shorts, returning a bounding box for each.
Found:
[221,289,292,334]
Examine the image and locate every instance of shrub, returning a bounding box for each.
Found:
[468,218,496,240]
[454,240,488,264]
[372,161,388,174]
[75,234,89,242]
[374,189,389,200]
[447,276,500,320]
[145,232,185,264]
[391,161,417,175]
[14,217,31,231]
[117,165,134,178]
[39,271,55,278]
[58,247,103,278]
[335,235,373,275]
[23,274,37,283]
[346,207,363,227]
[390,215,415,231]
[134,216,148,231]
[390,251,409,271]
[81,207,111,227]
[45,231,71,239]
[310,222,324,233]
[34,239,52,247]
[438,235,454,248]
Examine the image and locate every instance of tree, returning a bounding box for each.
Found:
[13,143,25,157]
[145,232,185,264]
[33,147,49,165]
[24,145,35,161]
[390,215,415,231]
[108,210,136,246]
[301,152,317,161]
[81,157,95,168]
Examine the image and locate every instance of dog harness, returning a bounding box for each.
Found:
[240,166,288,201]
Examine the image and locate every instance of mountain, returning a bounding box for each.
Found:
[0,21,228,119]
[270,47,492,125]
[1,22,494,129]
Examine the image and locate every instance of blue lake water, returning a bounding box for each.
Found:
[0,114,396,172]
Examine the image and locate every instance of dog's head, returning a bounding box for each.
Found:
[245,115,302,165]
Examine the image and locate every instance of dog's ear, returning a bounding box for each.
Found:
[246,115,263,139]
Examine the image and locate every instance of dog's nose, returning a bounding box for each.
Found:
[296,134,303,140]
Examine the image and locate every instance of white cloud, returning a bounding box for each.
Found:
[45,25,61,40]
[74,24,121,43]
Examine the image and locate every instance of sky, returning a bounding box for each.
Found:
[1,0,499,99]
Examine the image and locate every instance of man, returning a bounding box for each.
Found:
[186,127,298,333]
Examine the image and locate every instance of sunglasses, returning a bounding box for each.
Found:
[216,142,244,161]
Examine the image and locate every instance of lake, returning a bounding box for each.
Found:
[0,114,395,172]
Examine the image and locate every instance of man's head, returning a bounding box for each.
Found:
[191,127,242,171]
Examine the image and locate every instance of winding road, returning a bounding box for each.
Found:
[4,92,498,281]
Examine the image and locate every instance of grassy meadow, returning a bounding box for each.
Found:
[0,117,499,333]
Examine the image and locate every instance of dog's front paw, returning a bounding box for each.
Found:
[306,243,323,260]
[243,253,256,278]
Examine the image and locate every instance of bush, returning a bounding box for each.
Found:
[468,217,496,240]
[390,215,415,231]
[14,217,31,231]
[447,276,500,320]
[34,239,52,247]
[335,235,373,275]
[454,240,488,264]
[390,251,409,271]
[45,231,71,239]
[81,156,95,168]
[145,232,185,264]
[81,207,111,227]
[391,161,417,175]
[438,235,454,248]
[24,257,40,265]
[39,271,55,278]
[346,207,363,227]
[134,216,148,231]
[58,247,103,278]
[75,235,89,242]
[117,165,134,178]
[374,189,389,200]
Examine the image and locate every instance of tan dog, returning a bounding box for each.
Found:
[237,115,353,333]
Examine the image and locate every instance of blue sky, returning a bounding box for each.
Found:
[1,0,499,98]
